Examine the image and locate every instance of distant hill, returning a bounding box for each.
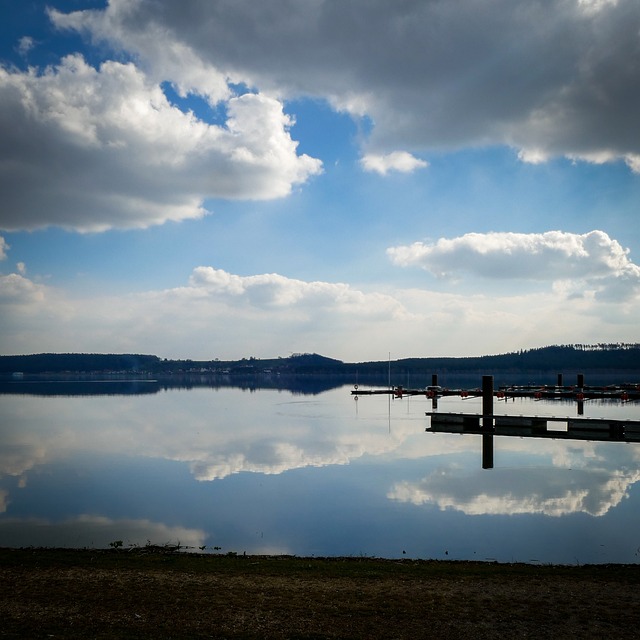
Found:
[385,343,640,374]
[1,344,639,375]
[0,353,160,374]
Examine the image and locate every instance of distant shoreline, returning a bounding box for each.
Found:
[2,344,640,378]
[3,369,640,398]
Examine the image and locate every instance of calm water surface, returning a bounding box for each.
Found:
[1,378,639,564]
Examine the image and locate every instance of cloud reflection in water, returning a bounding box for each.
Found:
[388,465,640,517]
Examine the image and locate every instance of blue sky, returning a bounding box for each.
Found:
[1,0,639,360]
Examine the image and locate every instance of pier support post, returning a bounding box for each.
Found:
[557,373,563,387]
[577,373,584,389]
[432,374,438,387]
[482,375,494,431]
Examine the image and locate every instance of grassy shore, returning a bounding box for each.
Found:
[1,548,639,639]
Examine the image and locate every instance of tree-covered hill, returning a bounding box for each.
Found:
[389,343,640,374]
[0,353,160,374]
[1,344,638,375]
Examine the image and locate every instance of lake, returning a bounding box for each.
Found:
[1,375,640,564]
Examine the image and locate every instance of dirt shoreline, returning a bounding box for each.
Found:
[1,548,639,638]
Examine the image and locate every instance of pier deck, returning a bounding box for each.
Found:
[352,383,640,402]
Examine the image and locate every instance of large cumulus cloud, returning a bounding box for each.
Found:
[187,266,409,317]
[0,54,321,231]
[388,230,640,301]
[51,0,640,169]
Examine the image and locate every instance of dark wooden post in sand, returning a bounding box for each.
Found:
[482,375,494,469]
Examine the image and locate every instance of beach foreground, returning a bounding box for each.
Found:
[1,548,639,638]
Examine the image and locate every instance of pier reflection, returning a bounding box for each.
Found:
[427,412,640,469]
[422,374,640,469]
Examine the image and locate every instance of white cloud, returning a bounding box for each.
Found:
[51,0,640,170]
[49,4,231,105]
[0,55,321,231]
[0,273,46,304]
[16,36,35,57]
[517,148,550,165]
[624,154,640,173]
[360,151,428,175]
[387,230,640,301]
[578,0,619,15]
[1,260,639,360]
[188,266,408,316]
[0,265,412,358]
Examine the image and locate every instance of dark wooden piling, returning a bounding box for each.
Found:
[482,375,494,469]
[482,375,493,430]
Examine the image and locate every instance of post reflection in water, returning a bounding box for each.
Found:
[482,433,494,470]
[428,415,640,470]
[2,376,640,564]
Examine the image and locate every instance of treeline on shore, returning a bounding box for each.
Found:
[1,343,639,376]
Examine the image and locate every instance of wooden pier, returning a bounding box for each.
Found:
[352,373,640,467]
[351,372,640,402]
[352,384,640,401]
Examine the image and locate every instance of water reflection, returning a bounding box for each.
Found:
[389,461,640,517]
[0,374,349,397]
[0,380,639,563]
[428,411,640,470]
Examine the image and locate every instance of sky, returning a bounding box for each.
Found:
[0,0,639,362]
